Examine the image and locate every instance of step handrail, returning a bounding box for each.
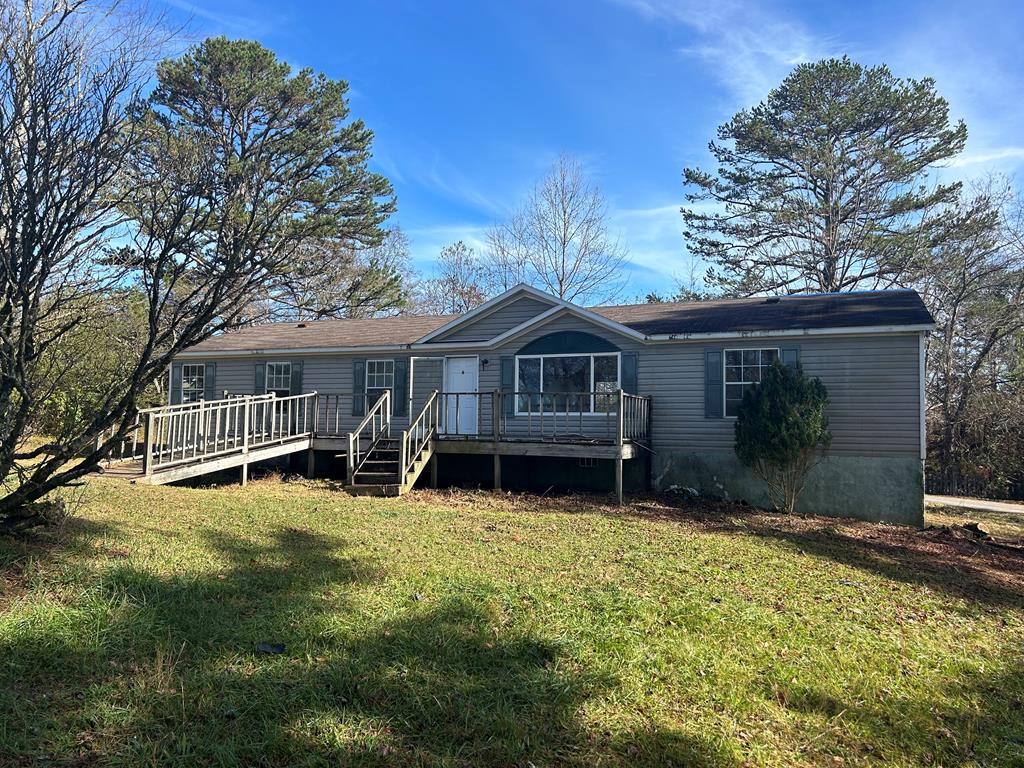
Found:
[400,389,440,482]
[347,390,392,484]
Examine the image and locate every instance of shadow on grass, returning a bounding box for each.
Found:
[537,491,1024,610]
[710,512,1024,609]
[770,660,1024,765]
[0,522,735,767]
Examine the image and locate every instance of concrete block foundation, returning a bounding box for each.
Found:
[651,451,924,526]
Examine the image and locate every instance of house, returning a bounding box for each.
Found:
[138,284,932,525]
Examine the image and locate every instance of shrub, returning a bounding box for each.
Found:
[735,361,831,513]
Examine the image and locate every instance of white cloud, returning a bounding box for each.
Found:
[159,0,281,38]
[610,202,701,285]
[613,0,836,106]
[949,147,1024,169]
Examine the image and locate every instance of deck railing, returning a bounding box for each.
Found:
[346,390,392,484]
[436,390,651,444]
[139,393,315,476]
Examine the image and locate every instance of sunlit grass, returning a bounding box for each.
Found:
[1,476,1022,766]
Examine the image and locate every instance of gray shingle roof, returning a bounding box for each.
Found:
[187,313,458,352]
[595,289,934,336]
[184,290,933,353]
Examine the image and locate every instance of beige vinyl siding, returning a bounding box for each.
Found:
[430,296,554,343]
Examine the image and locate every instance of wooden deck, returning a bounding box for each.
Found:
[99,389,651,501]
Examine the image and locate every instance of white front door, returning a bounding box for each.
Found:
[444,356,479,435]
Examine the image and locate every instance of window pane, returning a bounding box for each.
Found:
[742,349,758,366]
[725,364,742,382]
[366,360,394,390]
[594,355,618,386]
[725,383,746,417]
[517,358,540,412]
[542,356,589,393]
[594,355,618,412]
[267,363,291,396]
[763,349,779,364]
[744,365,761,383]
[726,350,742,366]
[182,365,204,403]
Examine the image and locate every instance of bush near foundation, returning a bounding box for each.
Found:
[734,362,831,513]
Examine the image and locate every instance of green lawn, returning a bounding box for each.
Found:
[1,477,1023,767]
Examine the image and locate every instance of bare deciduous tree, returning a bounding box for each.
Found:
[0,0,160,530]
[417,241,488,315]
[486,154,628,304]
[921,178,1024,495]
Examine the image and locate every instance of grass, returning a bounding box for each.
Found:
[1,476,1022,767]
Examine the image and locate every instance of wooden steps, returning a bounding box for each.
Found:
[348,437,433,497]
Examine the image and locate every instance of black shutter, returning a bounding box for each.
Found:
[621,352,638,394]
[203,362,217,401]
[352,359,366,416]
[704,348,724,419]
[780,346,800,368]
[290,360,304,395]
[393,358,408,416]
[169,362,182,405]
[500,356,514,416]
[254,362,266,395]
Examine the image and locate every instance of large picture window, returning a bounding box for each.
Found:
[266,362,292,398]
[724,348,779,417]
[515,353,620,414]
[181,364,205,404]
[366,359,395,408]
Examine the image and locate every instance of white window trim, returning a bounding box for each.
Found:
[723,347,780,419]
[365,358,396,392]
[513,351,621,416]
[265,361,293,396]
[181,363,205,403]
[365,359,397,413]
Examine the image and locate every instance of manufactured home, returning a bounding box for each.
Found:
[114,284,933,525]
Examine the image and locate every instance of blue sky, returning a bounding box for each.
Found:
[162,0,1024,299]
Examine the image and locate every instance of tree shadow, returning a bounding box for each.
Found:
[550,492,1024,610]
[0,524,735,767]
[712,512,1024,609]
[768,660,1024,765]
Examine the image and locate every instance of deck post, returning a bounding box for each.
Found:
[399,430,408,487]
[615,452,623,505]
[143,412,155,477]
[430,454,438,488]
[306,448,316,479]
[241,397,251,487]
[346,433,355,485]
[616,390,625,505]
[493,453,502,491]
